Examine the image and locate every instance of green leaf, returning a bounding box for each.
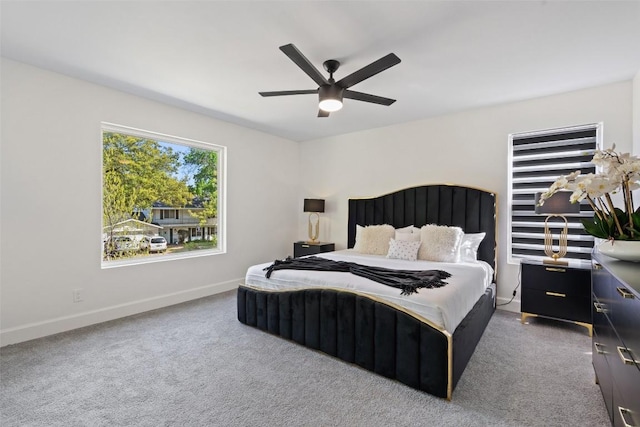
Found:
[581,218,608,239]
[626,211,640,240]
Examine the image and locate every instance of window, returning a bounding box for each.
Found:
[508,123,601,263]
[102,123,225,266]
[161,210,177,220]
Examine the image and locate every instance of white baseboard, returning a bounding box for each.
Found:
[496,296,521,313]
[0,280,239,347]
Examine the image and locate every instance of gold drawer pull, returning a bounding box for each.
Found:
[545,291,566,298]
[301,245,310,248]
[545,267,566,273]
[618,407,636,427]
[617,346,636,365]
[594,342,606,355]
[616,286,635,299]
[593,302,607,313]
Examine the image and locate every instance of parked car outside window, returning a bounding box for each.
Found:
[105,236,139,256]
[139,236,149,251]
[140,236,167,253]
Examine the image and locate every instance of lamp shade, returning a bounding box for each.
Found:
[304,199,325,213]
[534,191,580,214]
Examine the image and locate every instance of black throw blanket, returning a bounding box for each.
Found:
[263,256,450,296]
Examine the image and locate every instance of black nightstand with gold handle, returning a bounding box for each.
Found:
[520,259,592,336]
[293,242,335,258]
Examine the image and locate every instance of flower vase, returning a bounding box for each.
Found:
[598,240,640,262]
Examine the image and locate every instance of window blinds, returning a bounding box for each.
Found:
[510,125,599,262]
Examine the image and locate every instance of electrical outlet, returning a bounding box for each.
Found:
[72,289,84,303]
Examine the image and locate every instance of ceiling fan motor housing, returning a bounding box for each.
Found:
[318,84,344,112]
[319,84,344,100]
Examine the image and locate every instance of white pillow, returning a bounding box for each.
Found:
[417,224,463,262]
[353,225,365,251]
[395,225,414,234]
[353,224,395,255]
[387,238,422,261]
[458,232,486,263]
[395,225,420,240]
[395,225,420,233]
[396,231,420,242]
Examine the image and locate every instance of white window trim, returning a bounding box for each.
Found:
[101,122,227,268]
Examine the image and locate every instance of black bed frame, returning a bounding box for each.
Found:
[238,184,496,399]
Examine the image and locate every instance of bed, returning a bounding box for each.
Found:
[237,184,496,400]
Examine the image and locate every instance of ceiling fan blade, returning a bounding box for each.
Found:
[280,44,329,87]
[337,53,401,89]
[344,90,396,106]
[317,109,330,118]
[259,89,318,97]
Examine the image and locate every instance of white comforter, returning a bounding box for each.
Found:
[244,249,494,334]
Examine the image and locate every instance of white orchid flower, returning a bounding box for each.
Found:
[540,145,639,241]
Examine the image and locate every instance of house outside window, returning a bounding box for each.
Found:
[102,123,225,267]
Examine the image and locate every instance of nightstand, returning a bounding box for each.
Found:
[520,258,592,336]
[293,241,335,258]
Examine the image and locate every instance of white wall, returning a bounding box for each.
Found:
[0,59,300,345]
[2,57,635,345]
[299,81,634,311]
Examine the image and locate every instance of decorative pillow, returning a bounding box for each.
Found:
[417,224,464,262]
[387,238,422,261]
[395,231,421,242]
[353,225,365,251]
[353,224,395,255]
[458,232,486,263]
[395,225,419,233]
[395,225,414,234]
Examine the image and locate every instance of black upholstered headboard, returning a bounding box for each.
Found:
[347,184,497,272]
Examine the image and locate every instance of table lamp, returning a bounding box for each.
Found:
[535,191,580,265]
[304,199,325,243]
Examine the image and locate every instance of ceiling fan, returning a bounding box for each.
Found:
[259,44,401,117]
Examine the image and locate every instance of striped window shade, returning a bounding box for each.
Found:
[508,124,601,263]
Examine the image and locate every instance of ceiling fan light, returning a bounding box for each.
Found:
[319,98,343,112]
[319,85,344,112]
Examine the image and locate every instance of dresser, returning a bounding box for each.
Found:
[520,259,592,336]
[591,252,640,427]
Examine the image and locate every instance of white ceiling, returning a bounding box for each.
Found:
[2,1,640,142]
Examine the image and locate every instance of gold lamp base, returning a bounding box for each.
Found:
[307,212,320,243]
[543,214,569,266]
[543,257,569,266]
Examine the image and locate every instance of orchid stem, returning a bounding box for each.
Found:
[605,193,625,237]
[596,197,610,216]
[586,196,604,221]
[624,182,636,237]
